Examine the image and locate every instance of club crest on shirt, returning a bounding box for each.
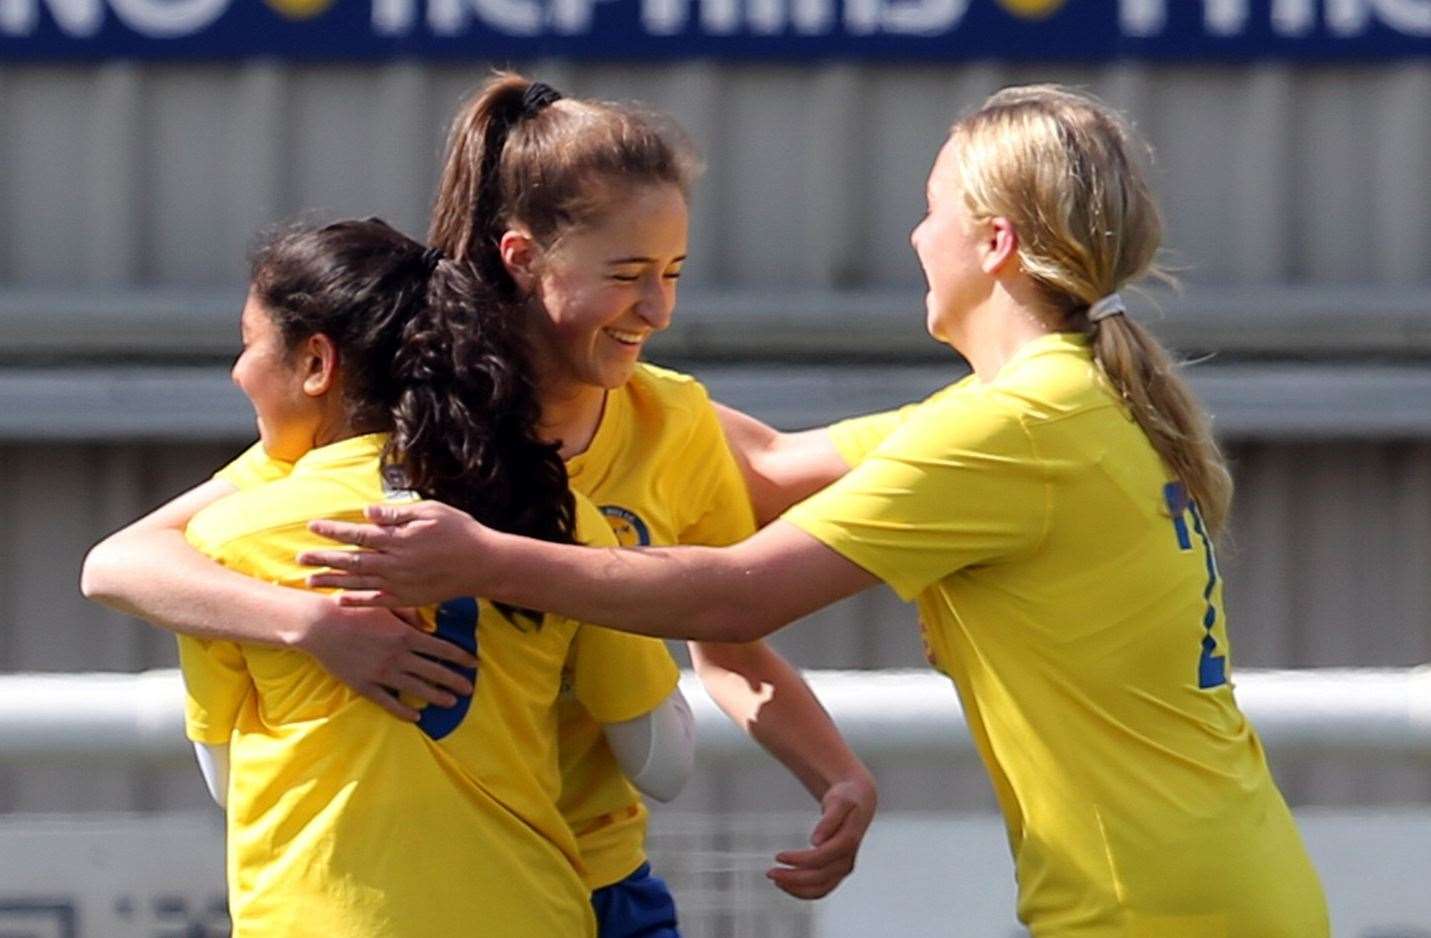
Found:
[600,505,651,547]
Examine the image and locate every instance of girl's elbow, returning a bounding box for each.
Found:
[697,608,780,644]
[79,543,116,601]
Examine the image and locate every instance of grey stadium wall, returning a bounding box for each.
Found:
[0,60,1429,815]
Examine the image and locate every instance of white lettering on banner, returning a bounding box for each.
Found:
[1125,0,1431,37]
[641,0,832,34]
[549,0,621,33]
[641,0,681,32]
[1204,0,1249,34]
[701,0,739,33]
[0,0,103,36]
[846,0,965,35]
[1329,0,1431,34]
[747,0,781,33]
[108,0,226,36]
[372,0,413,33]
[1272,0,1317,34]
[791,0,831,32]
[1376,0,1431,32]
[429,0,542,35]
[1119,0,1164,36]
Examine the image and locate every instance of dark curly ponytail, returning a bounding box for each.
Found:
[249,218,575,619]
[390,249,575,548]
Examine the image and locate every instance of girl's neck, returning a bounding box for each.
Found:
[310,398,364,452]
[952,280,1063,383]
[537,376,607,460]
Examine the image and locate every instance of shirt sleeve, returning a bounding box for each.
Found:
[566,497,680,723]
[176,635,252,744]
[826,406,916,467]
[826,377,978,467]
[783,384,1049,602]
[675,399,758,548]
[213,442,294,491]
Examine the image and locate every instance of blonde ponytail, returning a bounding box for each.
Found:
[952,84,1232,537]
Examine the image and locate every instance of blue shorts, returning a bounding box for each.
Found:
[590,862,681,938]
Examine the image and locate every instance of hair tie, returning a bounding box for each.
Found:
[521,81,563,119]
[1087,293,1126,323]
[420,246,444,274]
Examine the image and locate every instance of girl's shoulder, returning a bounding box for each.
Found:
[622,362,712,416]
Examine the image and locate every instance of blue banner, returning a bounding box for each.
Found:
[2,0,1428,61]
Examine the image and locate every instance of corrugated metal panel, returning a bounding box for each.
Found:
[8,360,1431,441]
[2,62,1428,292]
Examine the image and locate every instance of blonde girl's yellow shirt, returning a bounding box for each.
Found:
[784,335,1328,938]
[560,363,757,888]
[179,433,631,938]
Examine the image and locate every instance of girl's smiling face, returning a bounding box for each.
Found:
[519,182,689,393]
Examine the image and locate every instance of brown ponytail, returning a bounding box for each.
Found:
[951,84,1233,537]
[429,71,699,294]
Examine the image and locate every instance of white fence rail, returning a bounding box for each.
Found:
[4,667,1431,765]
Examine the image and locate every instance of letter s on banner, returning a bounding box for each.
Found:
[109,0,229,37]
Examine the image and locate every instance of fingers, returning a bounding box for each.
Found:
[402,654,475,697]
[332,590,406,609]
[406,630,479,670]
[773,833,850,869]
[308,519,393,549]
[298,548,379,572]
[306,572,388,591]
[766,863,845,900]
[381,671,459,709]
[366,502,422,525]
[358,684,421,722]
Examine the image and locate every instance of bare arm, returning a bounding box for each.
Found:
[691,639,877,898]
[303,503,883,897]
[713,403,852,526]
[80,481,476,719]
[82,478,320,645]
[304,505,879,644]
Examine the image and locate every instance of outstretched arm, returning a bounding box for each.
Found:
[80,481,475,720]
[304,505,879,643]
[303,501,885,895]
[713,403,852,526]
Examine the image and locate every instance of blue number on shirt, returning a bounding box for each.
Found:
[416,597,478,741]
[1163,482,1226,689]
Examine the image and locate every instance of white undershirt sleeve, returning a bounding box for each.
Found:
[601,686,695,803]
[193,742,229,809]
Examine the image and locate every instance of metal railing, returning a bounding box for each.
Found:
[4,667,1430,766]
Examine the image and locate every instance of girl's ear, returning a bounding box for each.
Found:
[300,333,340,397]
[980,216,1019,275]
[499,229,540,292]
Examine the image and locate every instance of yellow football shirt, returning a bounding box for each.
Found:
[561,362,757,888]
[181,433,626,937]
[785,334,1328,937]
[825,378,973,467]
[209,424,687,893]
[211,441,292,489]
